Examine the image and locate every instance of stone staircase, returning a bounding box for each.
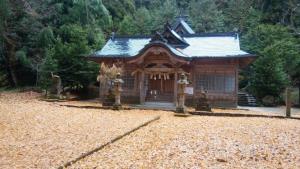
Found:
[238,92,257,106]
[146,92,173,102]
[131,102,176,111]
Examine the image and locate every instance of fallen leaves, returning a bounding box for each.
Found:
[0,91,161,169]
[1,91,300,169]
[69,113,300,169]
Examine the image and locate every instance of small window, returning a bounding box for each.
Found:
[225,75,235,92]
[122,73,135,90]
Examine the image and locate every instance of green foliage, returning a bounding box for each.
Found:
[133,7,152,34]
[249,51,288,100]
[118,15,137,35]
[37,27,55,48]
[87,27,106,50]
[151,0,179,30]
[15,50,30,67]
[39,48,58,90]
[243,24,300,100]
[189,0,225,32]
[103,0,135,23]
[242,24,295,53]
[52,24,98,89]
[223,0,261,33]
[0,0,9,40]
[1,0,300,101]
[268,40,300,81]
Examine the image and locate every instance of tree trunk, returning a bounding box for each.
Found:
[298,83,300,106]
[3,35,18,87]
[7,47,18,87]
[35,66,39,87]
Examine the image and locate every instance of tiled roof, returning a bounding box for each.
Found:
[172,18,195,34]
[90,33,251,58]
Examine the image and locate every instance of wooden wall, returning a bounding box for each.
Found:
[96,58,240,107]
[189,58,239,107]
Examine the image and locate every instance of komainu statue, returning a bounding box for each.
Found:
[195,87,211,112]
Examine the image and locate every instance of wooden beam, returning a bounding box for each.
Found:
[144,67,174,72]
[174,71,178,106]
[127,46,189,65]
[140,71,145,104]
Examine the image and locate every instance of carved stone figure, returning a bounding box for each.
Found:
[195,87,211,112]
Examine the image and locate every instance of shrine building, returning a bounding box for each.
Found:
[88,17,256,107]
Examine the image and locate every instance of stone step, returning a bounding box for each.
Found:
[238,92,257,106]
[130,102,176,111]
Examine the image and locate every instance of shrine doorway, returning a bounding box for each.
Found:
[146,73,174,102]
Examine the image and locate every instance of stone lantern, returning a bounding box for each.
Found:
[175,73,189,115]
[113,73,124,110]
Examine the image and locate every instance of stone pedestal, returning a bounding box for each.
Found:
[103,89,115,107]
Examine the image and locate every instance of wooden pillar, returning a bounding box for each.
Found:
[160,77,163,92]
[286,87,292,117]
[140,71,145,104]
[99,81,101,101]
[235,64,239,107]
[174,71,178,106]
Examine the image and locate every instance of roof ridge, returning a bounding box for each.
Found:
[112,32,239,39]
[113,35,151,39]
[183,32,238,37]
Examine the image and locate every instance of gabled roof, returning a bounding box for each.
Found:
[90,32,252,59]
[161,24,189,47]
[172,17,195,35]
[89,18,254,60]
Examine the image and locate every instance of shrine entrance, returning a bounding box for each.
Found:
[127,44,190,105]
[145,73,175,102]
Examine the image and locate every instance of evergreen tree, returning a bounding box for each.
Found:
[103,0,135,24]
[151,0,179,31]
[118,15,137,35]
[224,0,261,33]
[53,24,98,89]
[242,24,295,54]
[134,7,152,34]
[189,0,225,32]
[243,24,300,100]
[39,48,58,92]
[250,49,288,101]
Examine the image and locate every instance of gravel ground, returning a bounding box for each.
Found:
[70,114,300,169]
[0,92,161,169]
[240,106,300,117]
[1,92,299,169]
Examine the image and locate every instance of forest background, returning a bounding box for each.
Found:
[0,0,299,104]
